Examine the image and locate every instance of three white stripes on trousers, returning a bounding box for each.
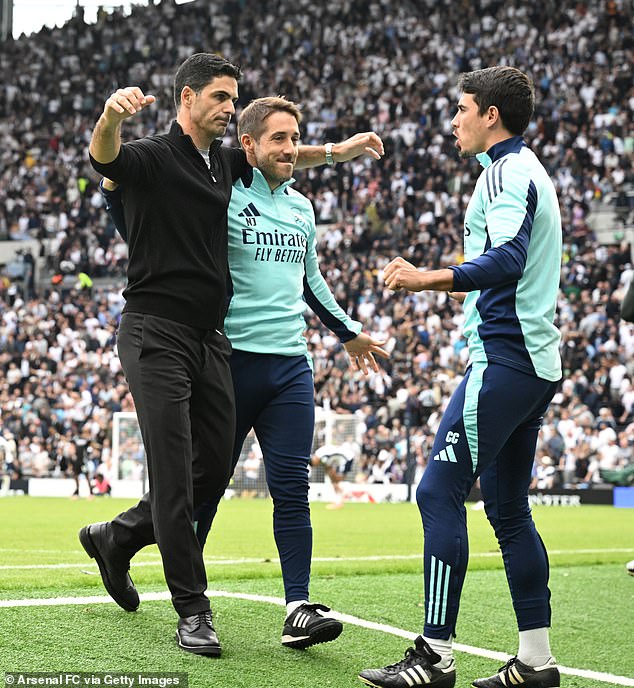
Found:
[427,555,451,626]
[428,445,454,628]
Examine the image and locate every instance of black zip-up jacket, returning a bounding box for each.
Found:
[89,121,247,330]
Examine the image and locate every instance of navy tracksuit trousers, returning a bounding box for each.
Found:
[194,349,315,603]
[417,361,558,639]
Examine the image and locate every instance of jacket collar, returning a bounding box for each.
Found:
[240,165,295,195]
[476,135,525,168]
[168,120,223,156]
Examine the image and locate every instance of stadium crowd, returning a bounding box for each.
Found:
[1,0,633,491]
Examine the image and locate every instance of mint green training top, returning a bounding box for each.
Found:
[224,166,361,363]
[449,136,562,382]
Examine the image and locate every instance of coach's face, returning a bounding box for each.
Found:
[180,75,238,148]
[451,93,490,158]
[242,111,300,190]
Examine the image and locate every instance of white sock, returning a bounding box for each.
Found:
[286,599,308,616]
[423,635,454,669]
[517,628,553,666]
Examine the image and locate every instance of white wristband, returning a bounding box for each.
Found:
[325,142,335,166]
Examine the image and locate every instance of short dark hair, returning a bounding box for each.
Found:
[173,53,242,110]
[458,66,535,136]
[237,96,302,140]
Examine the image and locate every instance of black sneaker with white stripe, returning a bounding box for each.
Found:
[358,636,456,688]
[472,657,559,688]
[281,602,343,649]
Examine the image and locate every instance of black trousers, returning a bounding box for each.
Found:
[111,312,235,617]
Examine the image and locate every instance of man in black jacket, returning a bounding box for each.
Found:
[79,52,383,656]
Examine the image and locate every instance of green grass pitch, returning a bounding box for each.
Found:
[0,496,633,687]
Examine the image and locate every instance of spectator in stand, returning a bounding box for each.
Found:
[621,276,634,322]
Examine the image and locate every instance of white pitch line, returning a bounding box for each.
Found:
[0,590,632,686]
[0,548,87,554]
[0,555,423,571]
[1,548,633,571]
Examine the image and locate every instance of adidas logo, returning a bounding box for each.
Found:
[499,663,524,685]
[289,611,312,628]
[432,445,457,463]
[398,665,432,685]
[238,202,261,218]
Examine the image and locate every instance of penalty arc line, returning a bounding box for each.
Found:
[0,591,632,686]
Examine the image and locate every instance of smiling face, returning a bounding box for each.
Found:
[179,75,238,149]
[451,92,494,158]
[241,111,300,190]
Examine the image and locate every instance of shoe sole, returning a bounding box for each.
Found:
[358,678,383,688]
[472,684,559,688]
[175,632,221,657]
[282,620,343,649]
[472,669,560,688]
[472,683,559,688]
[360,671,456,688]
[79,525,138,612]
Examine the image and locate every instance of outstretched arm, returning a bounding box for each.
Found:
[90,86,156,164]
[383,257,454,292]
[296,132,384,169]
[303,227,389,375]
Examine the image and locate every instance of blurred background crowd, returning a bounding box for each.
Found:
[1,0,633,492]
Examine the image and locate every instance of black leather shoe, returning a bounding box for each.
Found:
[79,522,139,612]
[176,611,221,656]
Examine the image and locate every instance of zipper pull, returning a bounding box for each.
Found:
[211,173,217,183]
